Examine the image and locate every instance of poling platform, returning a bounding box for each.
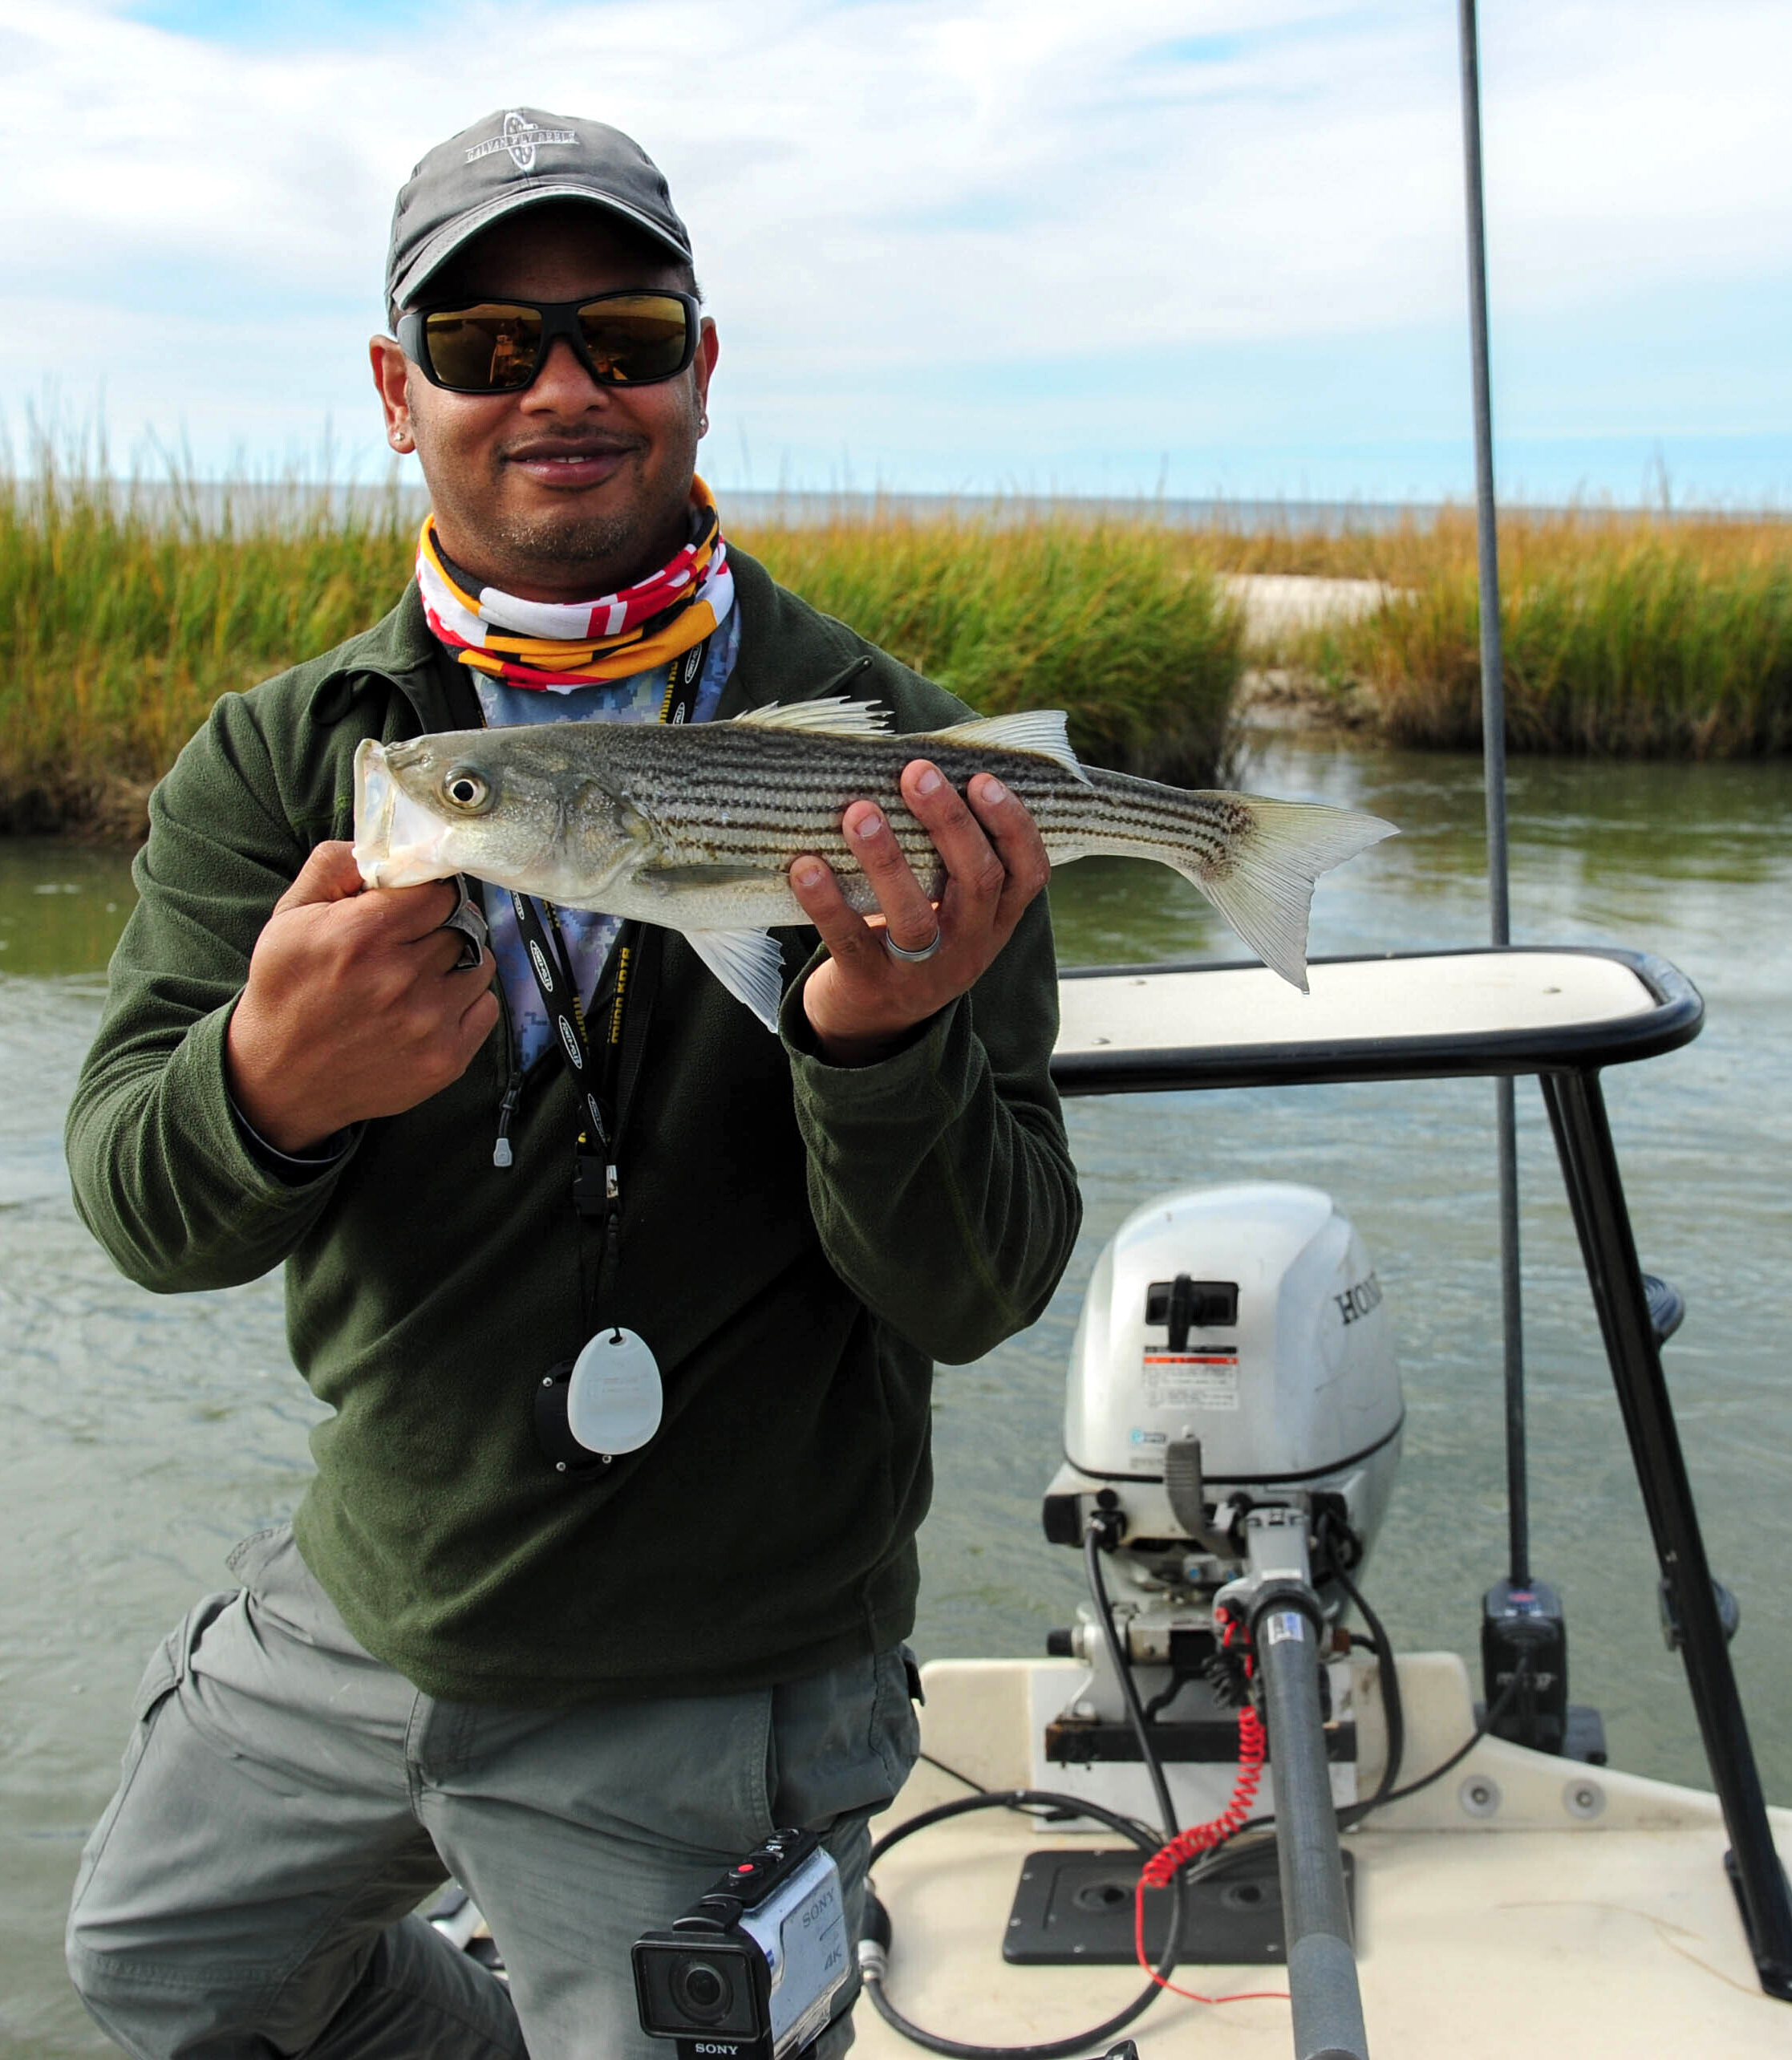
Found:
[1052,946,1700,1093]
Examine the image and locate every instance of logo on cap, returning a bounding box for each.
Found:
[465,111,578,174]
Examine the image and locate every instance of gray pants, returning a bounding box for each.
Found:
[67,1526,920,2060]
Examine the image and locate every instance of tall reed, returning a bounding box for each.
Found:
[1217,506,1792,756]
[736,512,1243,784]
[0,449,416,829]
[4,444,1786,839]
[0,456,1245,833]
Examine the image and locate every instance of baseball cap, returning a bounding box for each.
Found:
[386,107,692,318]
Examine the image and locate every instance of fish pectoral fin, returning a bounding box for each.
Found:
[923,710,1091,784]
[731,697,893,736]
[643,862,772,890]
[683,927,787,1033]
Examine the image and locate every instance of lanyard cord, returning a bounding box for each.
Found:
[508,634,711,1217]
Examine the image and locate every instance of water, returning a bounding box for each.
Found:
[31,481,1770,537]
[1,738,1788,2051]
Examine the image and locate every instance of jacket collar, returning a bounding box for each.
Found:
[305,581,480,733]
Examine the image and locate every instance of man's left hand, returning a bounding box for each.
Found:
[789,760,1051,1066]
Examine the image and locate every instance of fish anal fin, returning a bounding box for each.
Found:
[925,710,1091,784]
[683,927,786,1032]
[732,698,892,736]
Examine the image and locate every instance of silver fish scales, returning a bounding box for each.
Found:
[353,700,1395,1029]
[630,725,1251,889]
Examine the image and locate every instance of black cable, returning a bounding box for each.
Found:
[861,1523,1193,2060]
[1129,1541,1516,1900]
[1316,1517,1406,1827]
[1372,1654,1531,1808]
[864,1524,1524,2058]
[917,1750,987,1793]
[915,1752,1070,1821]
[1083,1527,1180,1844]
[1164,1647,1537,1894]
[868,1785,1158,1872]
[863,1794,1173,2059]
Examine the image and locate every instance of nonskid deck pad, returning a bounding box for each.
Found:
[1003,1842,1356,1965]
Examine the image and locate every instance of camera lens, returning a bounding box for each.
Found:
[672,1958,733,2022]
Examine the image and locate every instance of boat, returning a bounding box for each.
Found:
[849,946,1792,2060]
[463,17,1789,2057]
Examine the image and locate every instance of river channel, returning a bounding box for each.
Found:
[1,732,1788,2051]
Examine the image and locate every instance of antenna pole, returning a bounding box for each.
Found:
[1457,0,1528,1587]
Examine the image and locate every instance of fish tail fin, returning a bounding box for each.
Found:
[1175,798,1397,992]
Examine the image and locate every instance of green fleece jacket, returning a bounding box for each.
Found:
[65,550,1081,1705]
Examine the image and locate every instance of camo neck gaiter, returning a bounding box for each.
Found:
[416,475,733,693]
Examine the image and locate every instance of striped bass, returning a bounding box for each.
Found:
[352,702,1396,1029]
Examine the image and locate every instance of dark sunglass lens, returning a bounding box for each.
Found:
[424,305,544,391]
[577,295,691,384]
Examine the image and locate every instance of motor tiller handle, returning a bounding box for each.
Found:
[1239,1507,1370,2060]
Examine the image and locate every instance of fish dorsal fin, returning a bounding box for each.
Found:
[924,709,1091,784]
[732,697,893,736]
[683,927,787,1032]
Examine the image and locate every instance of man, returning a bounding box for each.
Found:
[63,108,1080,2059]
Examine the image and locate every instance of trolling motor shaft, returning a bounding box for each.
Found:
[1222,1506,1370,2060]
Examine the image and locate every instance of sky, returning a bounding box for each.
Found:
[2,0,1788,506]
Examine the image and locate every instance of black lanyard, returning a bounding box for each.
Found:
[511,634,711,1219]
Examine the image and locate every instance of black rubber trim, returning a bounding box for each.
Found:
[1050,945,1703,1097]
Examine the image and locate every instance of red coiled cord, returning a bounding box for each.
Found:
[1132,1623,1287,2006]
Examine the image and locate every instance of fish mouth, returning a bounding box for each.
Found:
[351,739,457,888]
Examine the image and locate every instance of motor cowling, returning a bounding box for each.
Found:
[1046,1182,1404,1562]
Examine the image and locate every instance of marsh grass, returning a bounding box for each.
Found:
[0,457,1244,833]
[1208,506,1792,755]
[3,449,1788,838]
[0,452,416,830]
[736,513,1243,784]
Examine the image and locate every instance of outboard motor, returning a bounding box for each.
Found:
[1037,1182,1404,1821]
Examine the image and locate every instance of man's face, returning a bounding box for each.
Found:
[371,205,719,602]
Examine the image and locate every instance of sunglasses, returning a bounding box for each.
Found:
[396,290,701,395]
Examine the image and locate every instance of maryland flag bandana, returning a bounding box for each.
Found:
[416,477,734,691]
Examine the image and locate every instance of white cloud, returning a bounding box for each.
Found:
[1,0,1786,493]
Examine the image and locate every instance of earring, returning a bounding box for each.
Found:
[391,427,412,452]
[698,412,709,435]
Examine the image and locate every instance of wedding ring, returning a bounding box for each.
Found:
[883,926,943,964]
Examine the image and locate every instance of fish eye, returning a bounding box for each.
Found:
[442,767,492,813]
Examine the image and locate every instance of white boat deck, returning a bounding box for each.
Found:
[859,1657,1792,2058]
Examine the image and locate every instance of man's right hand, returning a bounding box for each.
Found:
[225,840,500,1156]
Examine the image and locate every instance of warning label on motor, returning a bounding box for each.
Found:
[1142,1352,1240,1410]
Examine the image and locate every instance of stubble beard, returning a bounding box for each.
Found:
[479,441,700,594]
[489,504,648,584]
[420,415,701,598]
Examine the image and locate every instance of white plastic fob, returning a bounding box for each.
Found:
[566,1328,663,1456]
